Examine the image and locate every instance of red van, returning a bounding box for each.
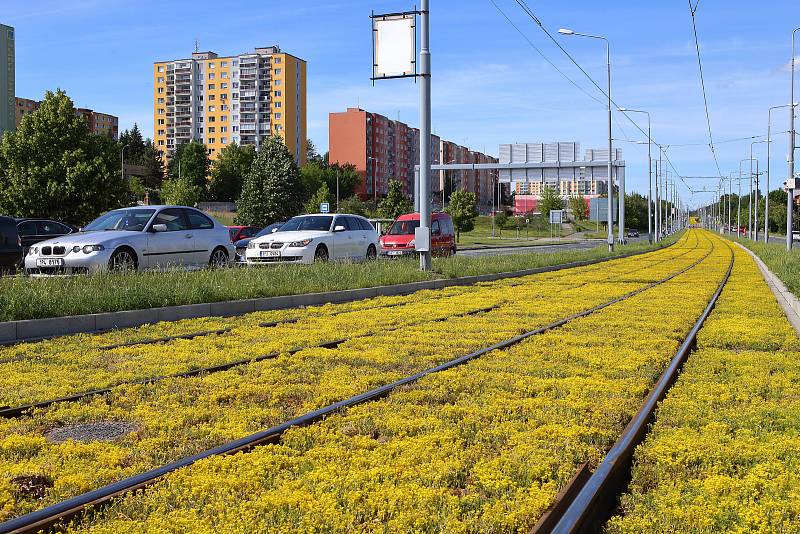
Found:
[379,212,457,257]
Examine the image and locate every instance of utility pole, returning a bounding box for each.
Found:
[788,27,800,250]
[418,0,432,271]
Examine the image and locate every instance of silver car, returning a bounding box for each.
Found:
[25,206,234,275]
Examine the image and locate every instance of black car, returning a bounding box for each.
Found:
[15,218,77,254]
[0,216,23,273]
[626,230,640,238]
[234,222,285,263]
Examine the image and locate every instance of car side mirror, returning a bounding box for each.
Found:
[271,227,278,233]
[333,225,346,232]
[151,223,168,233]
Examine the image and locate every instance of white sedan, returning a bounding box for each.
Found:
[245,214,379,264]
[25,206,234,275]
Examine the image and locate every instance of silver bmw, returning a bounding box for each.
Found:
[25,206,234,275]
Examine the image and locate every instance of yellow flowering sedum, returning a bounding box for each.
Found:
[0,230,740,532]
[607,244,800,533]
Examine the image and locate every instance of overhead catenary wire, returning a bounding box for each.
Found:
[688,0,724,180]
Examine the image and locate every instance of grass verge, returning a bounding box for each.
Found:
[0,234,680,322]
[725,235,800,296]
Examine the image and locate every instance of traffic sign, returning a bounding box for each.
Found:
[549,210,563,224]
[320,202,330,213]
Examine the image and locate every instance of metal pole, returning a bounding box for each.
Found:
[727,174,731,234]
[336,169,340,212]
[418,0,432,271]
[657,150,662,241]
[738,166,742,235]
[606,39,615,251]
[789,28,799,250]
[755,159,760,241]
[749,146,754,239]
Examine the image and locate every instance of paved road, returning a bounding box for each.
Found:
[459,236,645,257]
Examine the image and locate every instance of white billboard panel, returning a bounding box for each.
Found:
[374,16,415,78]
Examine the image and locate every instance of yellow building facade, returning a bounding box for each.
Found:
[153,46,306,164]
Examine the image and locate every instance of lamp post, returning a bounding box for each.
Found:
[622,108,652,243]
[751,140,767,241]
[418,0,432,271]
[559,28,615,251]
[768,104,796,243]
[788,27,800,250]
[739,158,754,236]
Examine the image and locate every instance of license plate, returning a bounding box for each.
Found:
[36,258,64,267]
[260,250,280,257]
[387,250,405,256]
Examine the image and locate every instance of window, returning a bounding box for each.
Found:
[157,77,164,83]
[208,62,215,69]
[208,116,216,122]
[158,119,165,125]
[208,73,215,79]
[274,90,281,97]
[221,61,228,68]
[208,83,215,90]
[232,126,239,132]
[208,127,215,133]
[275,125,282,131]
[208,106,215,112]
[220,116,227,121]
[208,138,215,144]
[233,104,239,110]
[158,129,165,135]
[274,68,281,75]
[274,113,281,120]
[221,105,229,111]
[197,106,203,112]
[221,72,228,78]
[221,83,228,89]
[274,57,281,64]
[151,209,190,232]
[157,87,164,94]
[157,66,165,72]
[274,79,281,86]
[221,126,227,132]
[232,93,239,100]
[233,82,239,89]
[233,115,239,121]
[17,221,37,236]
[274,101,281,108]
[431,220,441,236]
[208,94,216,101]
[157,108,165,115]
[221,137,227,144]
[158,140,165,146]
[232,60,238,66]
[157,98,165,104]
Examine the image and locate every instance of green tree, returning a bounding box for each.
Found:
[446,190,478,242]
[494,210,508,237]
[0,89,128,224]
[306,138,325,166]
[167,141,209,197]
[236,135,303,226]
[300,161,360,205]
[207,142,255,202]
[378,179,413,219]
[299,161,327,202]
[569,193,588,221]
[141,141,165,190]
[539,185,564,217]
[160,176,202,206]
[337,196,370,216]
[119,123,146,164]
[304,182,332,214]
[624,193,649,230]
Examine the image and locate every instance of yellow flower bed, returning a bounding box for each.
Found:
[607,244,800,533]
[0,234,710,522]
[0,233,699,409]
[13,231,732,533]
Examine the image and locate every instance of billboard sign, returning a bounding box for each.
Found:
[588,197,618,223]
[549,209,564,224]
[372,14,416,79]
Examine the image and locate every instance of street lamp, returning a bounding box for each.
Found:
[739,157,755,238]
[622,108,653,243]
[560,28,616,251]
[751,140,768,241]
[768,104,796,243]
[788,27,800,251]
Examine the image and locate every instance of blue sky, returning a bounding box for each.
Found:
[4,0,798,206]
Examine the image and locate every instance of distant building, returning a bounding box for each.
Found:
[329,107,497,206]
[153,45,307,164]
[498,142,624,215]
[0,24,14,138]
[15,98,119,139]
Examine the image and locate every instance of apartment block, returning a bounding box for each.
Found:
[15,97,119,139]
[0,24,14,138]
[329,107,496,205]
[153,46,306,164]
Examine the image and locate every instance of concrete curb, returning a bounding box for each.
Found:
[0,245,666,345]
[735,242,800,335]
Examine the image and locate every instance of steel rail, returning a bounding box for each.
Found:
[0,236,715,534]
[539,239,735,534]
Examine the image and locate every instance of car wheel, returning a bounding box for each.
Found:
[108,248,138,273]
[209,247,229,268]
[366,244,377,261]
[314,245,329,263]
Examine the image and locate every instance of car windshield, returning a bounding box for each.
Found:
[83,209,156,232]
[255,223,283,237]
[228,228,238,240]
[388,220,420,235]
[280,216,333,232]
